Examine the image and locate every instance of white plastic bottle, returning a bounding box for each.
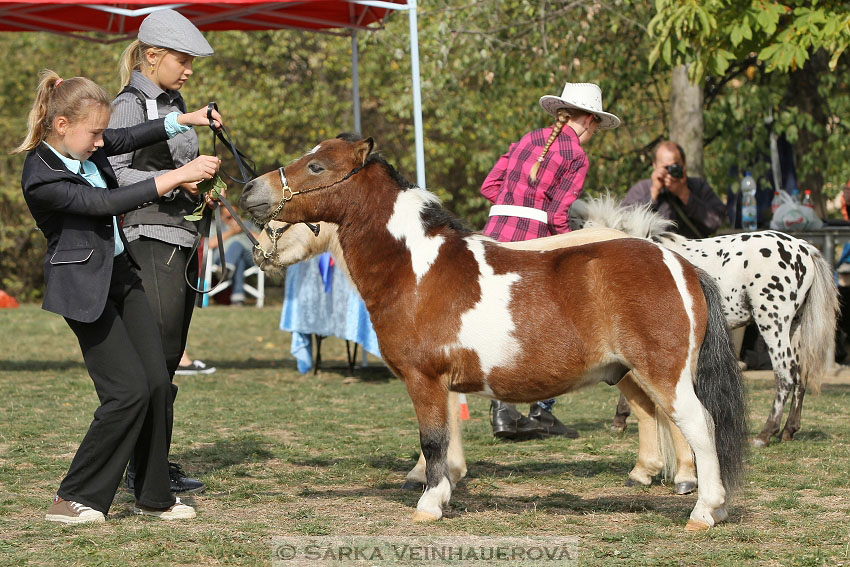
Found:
[741,172,757,231]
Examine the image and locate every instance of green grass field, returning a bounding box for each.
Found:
[2,303,850,566]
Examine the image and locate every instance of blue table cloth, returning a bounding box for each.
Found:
[280,253,381,373]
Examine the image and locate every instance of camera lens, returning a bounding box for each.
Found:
[665,164,683,179]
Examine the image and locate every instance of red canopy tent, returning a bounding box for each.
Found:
[0,0,427,186]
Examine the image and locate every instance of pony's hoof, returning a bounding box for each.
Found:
[752,437,769,448]
[625,476,650,488]
[412,510,440,523]
[685,519,710,531]
[401,480,425,491]
[675,481,697,495]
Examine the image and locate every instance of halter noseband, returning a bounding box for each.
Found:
[252,161,366,260]
[259,161,368,226]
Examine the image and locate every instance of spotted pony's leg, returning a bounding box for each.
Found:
[753,321,799,447]
[781,356,807,441]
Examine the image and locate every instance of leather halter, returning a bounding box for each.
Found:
[257,161,368,227]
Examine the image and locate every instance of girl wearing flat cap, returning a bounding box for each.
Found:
[108,9,219,497]
[481,81,620,443]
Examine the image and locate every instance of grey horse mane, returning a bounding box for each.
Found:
[569,193,683,241]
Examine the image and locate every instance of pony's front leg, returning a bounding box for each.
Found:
[403,391,466,490]
[405,375,453,522]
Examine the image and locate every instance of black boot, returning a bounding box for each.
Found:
[490,400,540,440]
[527,404,579,438]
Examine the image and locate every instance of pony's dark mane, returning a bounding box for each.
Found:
[366,153,416,191]
[421,202,473,234]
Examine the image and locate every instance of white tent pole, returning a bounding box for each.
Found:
[351,30,362,135]
[407,0,426,188]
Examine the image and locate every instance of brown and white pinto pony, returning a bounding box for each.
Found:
[240,135,748,530]
[254,220,699,495]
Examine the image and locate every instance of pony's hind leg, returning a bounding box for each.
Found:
[780,376,806,441]
[619,373,697,494]
[403,391,466,490]
[618,374,663,486]
[657,412,698,495]
[667,397,728,529]
[753,338,797,447]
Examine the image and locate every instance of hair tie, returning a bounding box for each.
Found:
[55,78,64,86]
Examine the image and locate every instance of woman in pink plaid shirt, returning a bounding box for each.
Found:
[482,82,620,441]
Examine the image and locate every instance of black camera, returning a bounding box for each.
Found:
[665,164,684,179]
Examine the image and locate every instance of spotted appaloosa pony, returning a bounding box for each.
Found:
[255,220,698,495]
[571,196,840,447]
[241,135,748,530]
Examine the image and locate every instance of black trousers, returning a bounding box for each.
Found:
[128,237,198,378]
[59,254,174,513]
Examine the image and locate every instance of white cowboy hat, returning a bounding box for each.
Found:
[539,82,620,130]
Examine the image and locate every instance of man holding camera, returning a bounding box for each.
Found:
[622,141,725,239]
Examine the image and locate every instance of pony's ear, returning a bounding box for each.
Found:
[354,137,374,165]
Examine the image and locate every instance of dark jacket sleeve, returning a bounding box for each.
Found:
[22,152,159,217]
[683,177,726,235]
[102,117,169,157]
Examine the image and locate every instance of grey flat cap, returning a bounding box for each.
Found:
[138,9,213,57]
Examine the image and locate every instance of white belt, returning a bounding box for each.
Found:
[488,204,548,224]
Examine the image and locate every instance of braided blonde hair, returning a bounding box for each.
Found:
[529,108,573,183]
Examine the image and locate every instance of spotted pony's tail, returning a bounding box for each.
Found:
[798,248,839,394]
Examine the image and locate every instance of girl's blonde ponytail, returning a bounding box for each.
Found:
[12,70,111,154]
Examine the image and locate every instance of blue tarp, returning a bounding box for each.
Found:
[279,254,380,373]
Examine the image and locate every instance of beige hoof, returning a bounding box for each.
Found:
[685,519,710,531]
[412,510,440,523]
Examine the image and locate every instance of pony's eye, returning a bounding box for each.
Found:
[308,163,324,174]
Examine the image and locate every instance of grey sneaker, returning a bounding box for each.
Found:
[45,496,105,524]
[134,497,196,520]
[175,360,216,375]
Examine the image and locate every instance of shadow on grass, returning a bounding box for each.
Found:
[176,434,276,473]
[0,360,85,372]
[294,481,724,525]
[291,454,633,482]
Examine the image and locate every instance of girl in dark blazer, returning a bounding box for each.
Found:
[15,70,220,524]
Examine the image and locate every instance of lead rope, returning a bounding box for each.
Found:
[186,103,262,299]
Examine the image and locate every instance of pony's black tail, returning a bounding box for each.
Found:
[695,269,748,494]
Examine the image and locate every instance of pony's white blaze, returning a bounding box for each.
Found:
[387,190,445,283]
[445,236,521,377]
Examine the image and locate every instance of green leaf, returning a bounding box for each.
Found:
[183,214,204,222]
[731,24,743,47]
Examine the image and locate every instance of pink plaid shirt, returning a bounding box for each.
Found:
[481,125,588,242]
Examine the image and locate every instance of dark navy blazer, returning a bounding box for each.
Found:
[21,118,170,323]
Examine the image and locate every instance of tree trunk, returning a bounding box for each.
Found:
[669,64,704,177]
